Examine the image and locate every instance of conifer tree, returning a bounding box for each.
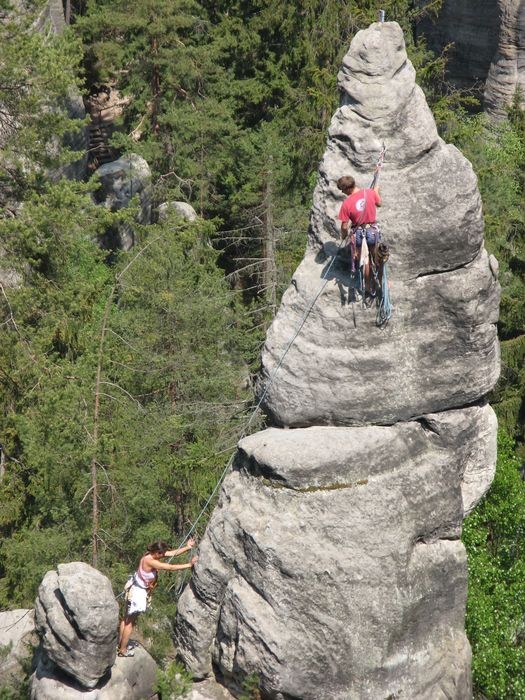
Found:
[0,4,85,204]
[0,182,253,604]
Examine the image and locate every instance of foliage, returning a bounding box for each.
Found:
[0,0,524,694]
[0,641,33,700]
[239,673,262,700]
[0,3,85,203]
[155,659,193,698]
[447,108,525,446]
[463,432,525,699]
[75,0,450,307]
[0,184,253,605]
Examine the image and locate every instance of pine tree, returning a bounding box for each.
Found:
[0,4,85,204]
[0,180,254,605]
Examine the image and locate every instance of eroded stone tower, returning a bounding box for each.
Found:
[175,22,500,700]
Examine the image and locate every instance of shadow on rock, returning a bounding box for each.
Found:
[315,240,359,307]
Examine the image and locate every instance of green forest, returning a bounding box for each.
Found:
[0,0,524,697]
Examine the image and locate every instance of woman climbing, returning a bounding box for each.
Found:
[117,539,197,657]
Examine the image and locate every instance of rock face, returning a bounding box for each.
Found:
[158,201,198,222]
[257,21,499,428]
[175,22,499,700]
[94,154,152,250]
[0,609,36,689]
[176,409,494,699]
[34,562,119,689]
[417,0,501,96]
[418,0,525,119]
[484,0,525,117]
[31,644,158,699]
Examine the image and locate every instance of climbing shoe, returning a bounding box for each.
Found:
[118,649,135,658]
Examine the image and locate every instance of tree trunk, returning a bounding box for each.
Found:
[263,159,277,316]
[90,287,115,568]
[151,37,160,135]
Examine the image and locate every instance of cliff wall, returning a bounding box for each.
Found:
[418,0,525,118]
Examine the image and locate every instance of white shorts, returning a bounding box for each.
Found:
[125,583,148,615]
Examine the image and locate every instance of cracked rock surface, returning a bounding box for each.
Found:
[176,408,493,699]
[175,21,499,700]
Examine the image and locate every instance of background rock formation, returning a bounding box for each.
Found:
[158,201,198,222]
[0,609,36,691]
[484,0,525,118]
[418,0,525,118]
[94,154,152,250]
[417,0,501,97]
[175,21,500,699]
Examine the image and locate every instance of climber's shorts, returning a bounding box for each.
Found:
[124,579,149,616]
[354,224,380,247]
[125,585,149,615]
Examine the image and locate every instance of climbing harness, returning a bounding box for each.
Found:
[166,146,393,590]
[345,144,392,327]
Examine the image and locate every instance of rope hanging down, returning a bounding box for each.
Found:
[169,146,389,567]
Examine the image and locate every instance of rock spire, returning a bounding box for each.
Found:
[175,21,500,699]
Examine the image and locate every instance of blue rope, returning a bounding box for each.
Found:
[376,263,392,327]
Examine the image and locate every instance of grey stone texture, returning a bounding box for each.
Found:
[94,154,152,250]
[484,0,525,118]
[158,201,198,222]
[34,562,119,689]
[175,407,495,699]
[175,21,499,700]
[0,609,36,688]
[416,0,501,96]
[180,679,236,700]
[31,645,158,699]
[257,21,500,428]
[417,0,525,119]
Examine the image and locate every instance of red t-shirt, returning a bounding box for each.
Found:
[338,188,380,227]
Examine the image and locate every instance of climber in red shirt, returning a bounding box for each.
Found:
[337,173,382,292]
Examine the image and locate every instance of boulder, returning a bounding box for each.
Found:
[0,608,36,688]
[179,679,236,699]
[31,645,158,699]
[34,562,118,689]
[112,644,158,699]
[0,260,23,288]
[158,201,198,222]
[94,154,152,250]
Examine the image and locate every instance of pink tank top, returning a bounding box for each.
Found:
[135,555,157,588]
